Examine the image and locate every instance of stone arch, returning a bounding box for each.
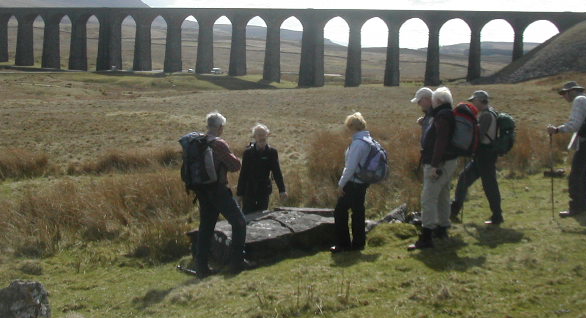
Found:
[57,15,71,69]
[361,17,387,84]
[523,19,559,46]
[323,16,349,85]
[120,15,136,70]
[279,16,303,82]
[150,15,167,71]
[212,15,232,73]
[180,15,197,73]
[399,18,429,82]
[6,15,19,63]
[480,18,515,71]
[86,15,100,70]
[439,18,471,80]
[245,16,267,75]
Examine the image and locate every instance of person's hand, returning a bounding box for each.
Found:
[337,187,345,198]
[417,116,424,126]
[546,125,558,135]
[279,192,288,201]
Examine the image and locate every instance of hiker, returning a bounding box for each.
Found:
[411,87,434,137]
[237,123,287,214]
[451,90,504,225]
[184,112,249,277]
[409,87,459,250]
[547,81,586,218]
[330,112,372,253]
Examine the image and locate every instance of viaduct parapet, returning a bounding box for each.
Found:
[1,8,584,87]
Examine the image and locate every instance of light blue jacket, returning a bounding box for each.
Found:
[338,130,371,188]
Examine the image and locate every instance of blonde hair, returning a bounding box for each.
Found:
[344,112,366,131]
[251,123,270,136]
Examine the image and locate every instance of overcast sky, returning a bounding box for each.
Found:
[141,0,586,48]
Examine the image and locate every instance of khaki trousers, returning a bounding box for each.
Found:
[421,158,458,229]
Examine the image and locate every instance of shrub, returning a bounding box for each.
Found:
[0,149,52,180]
[69,147,181,175]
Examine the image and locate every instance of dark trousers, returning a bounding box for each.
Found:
[569,141,586,212]
[242,194,270,214]
[334,182,369,249]
[195,184,246,269]
[454,146,503,220]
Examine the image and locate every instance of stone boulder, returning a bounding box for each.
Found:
[0,280,51,318]
[187,207,335,263]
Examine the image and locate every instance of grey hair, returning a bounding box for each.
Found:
[252,123,270,135]
[206,111,226,129]
[432,87,453,107]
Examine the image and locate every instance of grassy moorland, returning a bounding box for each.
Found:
[1,71,586,317]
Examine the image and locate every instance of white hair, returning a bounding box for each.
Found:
[252,123,270,135]
[206,111,226,129]
[432,87,453,107]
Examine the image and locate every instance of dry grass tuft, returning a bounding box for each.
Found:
[68,147,181,175]
[0,170,193,259]
[0,149,53,180]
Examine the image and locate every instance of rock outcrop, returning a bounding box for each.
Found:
[0,280,51,318]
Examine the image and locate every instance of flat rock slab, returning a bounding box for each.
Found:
[188,208,335,263]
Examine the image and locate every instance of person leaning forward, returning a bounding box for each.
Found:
[451,90,504,225]
[409,87,459,251]
[330,112,372,254]
[194,112,250,278]
[237,123,287,214]
[547,81,586,218]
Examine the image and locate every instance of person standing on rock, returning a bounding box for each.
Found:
[330,112,372,253]
[547,81,586,218]
[451,90,504,225]
[192,112,249,277]
[409,87,458,251]
[237,123,288,214]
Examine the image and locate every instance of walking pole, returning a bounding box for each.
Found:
[549,133,555,220]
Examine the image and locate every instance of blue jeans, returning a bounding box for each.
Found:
[195,184,246,269]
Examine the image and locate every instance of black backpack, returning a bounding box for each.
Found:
[179,132,218,191]
[487,110,516,156]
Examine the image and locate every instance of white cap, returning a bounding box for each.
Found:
[410,87,433,103]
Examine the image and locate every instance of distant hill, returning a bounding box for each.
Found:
[438,42,541,56]
[0,0,149,7]
[481,20,586,83]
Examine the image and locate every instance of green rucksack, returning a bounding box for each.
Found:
[488,110,516,156]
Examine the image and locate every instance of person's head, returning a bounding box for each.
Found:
[252,123,270,147]
[559,81,585,103]
[431,87,453,108]
[344,112,367,133]
[467,90,490,110]
[411,87,433,113]
[206,111,226,136]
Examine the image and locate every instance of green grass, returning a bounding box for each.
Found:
[2,173,586,318]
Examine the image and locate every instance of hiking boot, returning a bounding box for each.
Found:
[194,265,216,279]
[433,226,449,240]
[559,210,583,218]
[484,216,504,226]
[330,245,349,254]
[228,258,256,275]
[450,201,462,223]
[407,228,434,251]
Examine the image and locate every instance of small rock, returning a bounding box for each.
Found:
[0,280,51,318]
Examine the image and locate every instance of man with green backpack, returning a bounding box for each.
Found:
[451,90,515,225]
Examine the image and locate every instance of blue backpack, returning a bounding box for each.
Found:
[355,136,389,184]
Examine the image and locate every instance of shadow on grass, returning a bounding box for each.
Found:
[330,251,381,267]
[465,224,525,248]
[132,288,174,309]
[411,236,486,272]
[558,213,586,234]
[194,74,279,90]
